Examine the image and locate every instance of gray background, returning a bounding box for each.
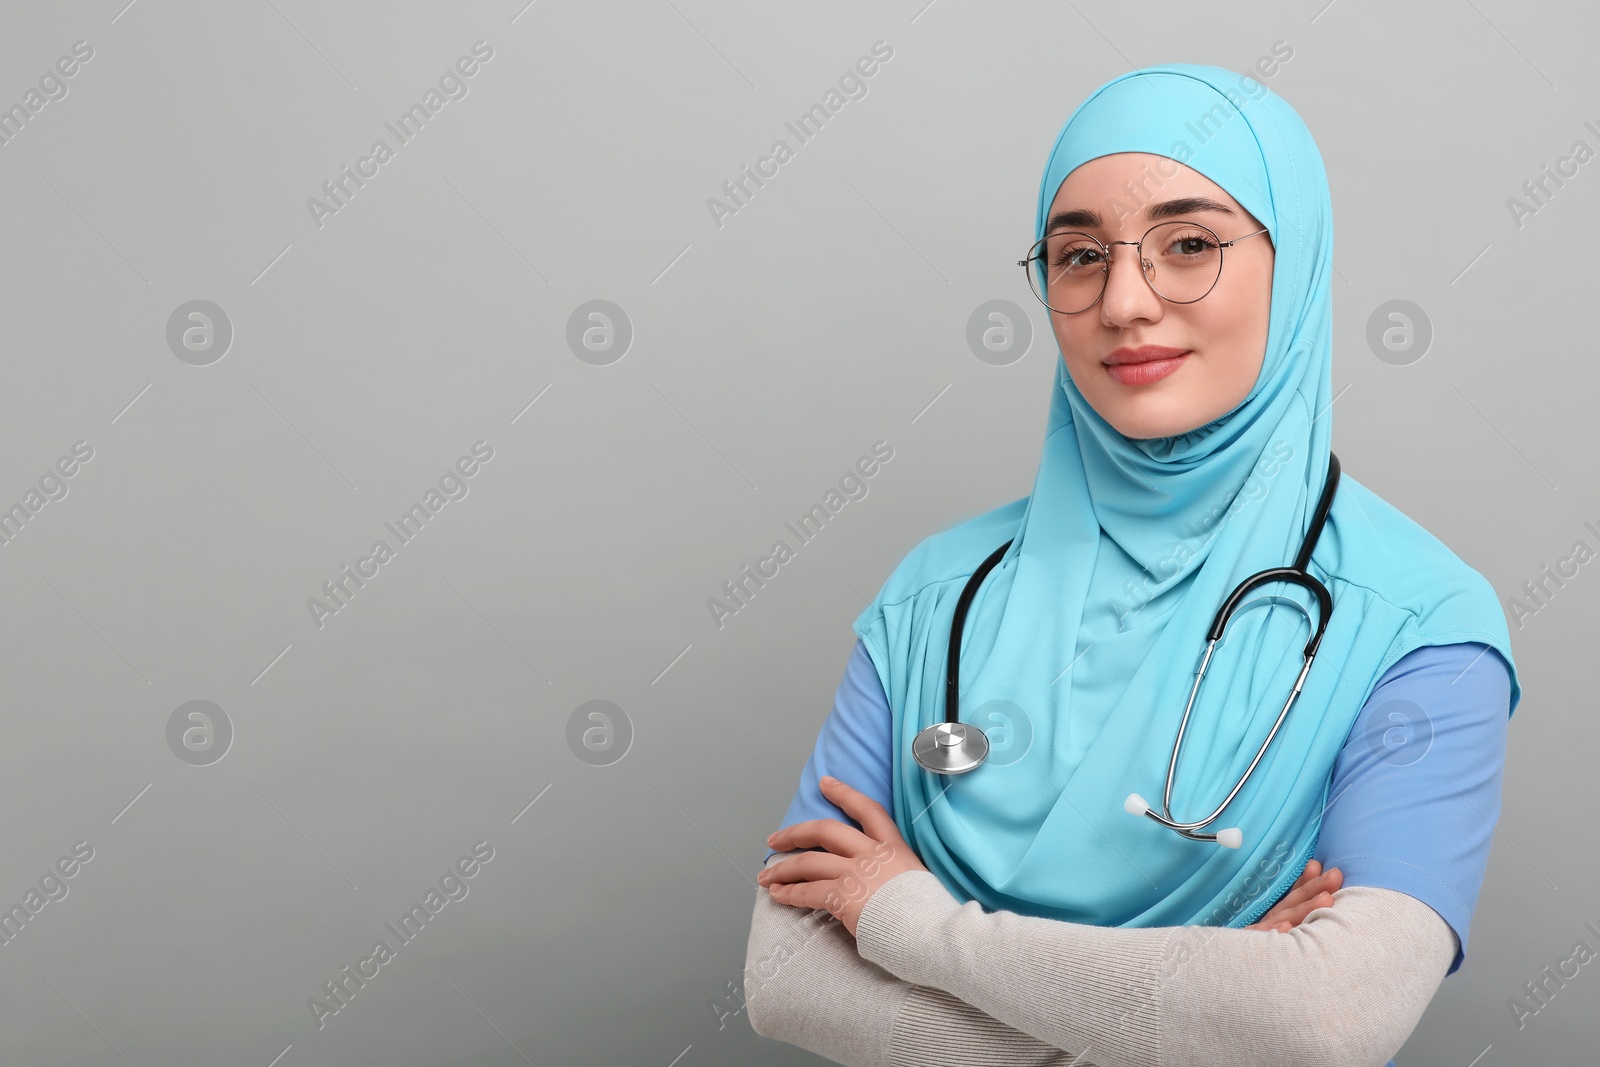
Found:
[0,0,1592,1064]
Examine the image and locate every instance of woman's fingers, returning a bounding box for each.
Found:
[765,778,902,858]
[767,816,869,857]
[1277,864,1342,911]
[1278,860,1322,902]
[1289,867,1342,913]
[758,850,849,887]
[1252,886,1338,932]
[819,776,902,843]
[763,876,838,913]
[1245,863,1343,931]
[1280,891,1336,927]
[756,850,870,915]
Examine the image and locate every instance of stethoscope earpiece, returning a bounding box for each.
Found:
[1126,794,1242,846]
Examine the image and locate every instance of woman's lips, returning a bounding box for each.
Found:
[1105,353,1187,385]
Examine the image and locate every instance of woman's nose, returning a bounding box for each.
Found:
[1099,248,1163,325]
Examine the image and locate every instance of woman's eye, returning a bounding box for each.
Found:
[1165,234,1219,257]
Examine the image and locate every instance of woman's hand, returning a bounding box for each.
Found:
[1245,859,1343,933]
[759,776,929,939]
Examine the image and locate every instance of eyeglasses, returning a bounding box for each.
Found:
[1017,221,1270,315]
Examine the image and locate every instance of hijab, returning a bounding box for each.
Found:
[851,63,1523,929]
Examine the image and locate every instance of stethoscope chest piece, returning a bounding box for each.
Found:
[913,720,989,774]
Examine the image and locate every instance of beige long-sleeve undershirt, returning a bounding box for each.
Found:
[744,849,1457,1067]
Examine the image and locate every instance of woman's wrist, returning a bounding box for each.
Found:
[854,869,962,986]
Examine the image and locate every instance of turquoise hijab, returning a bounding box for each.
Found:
[851,64,1523,930]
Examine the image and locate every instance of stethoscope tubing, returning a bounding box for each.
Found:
[919,452,1342,848]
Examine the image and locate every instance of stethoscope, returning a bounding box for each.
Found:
[912,452,1341,849]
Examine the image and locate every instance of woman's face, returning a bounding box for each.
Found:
[1043,152,1274,441]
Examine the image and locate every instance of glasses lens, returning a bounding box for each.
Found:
[1029,232,1107,314]
[1140,221,1223,304]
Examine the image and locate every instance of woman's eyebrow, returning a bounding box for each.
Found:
[1046,196,1238,233]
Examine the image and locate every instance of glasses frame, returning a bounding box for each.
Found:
[1017,220,1270,315]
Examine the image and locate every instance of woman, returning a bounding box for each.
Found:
[743,64,1522,1066]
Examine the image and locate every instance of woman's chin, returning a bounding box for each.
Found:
[1102,405,1214,441]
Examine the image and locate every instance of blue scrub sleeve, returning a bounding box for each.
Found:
[1313,640,1513,977]
[760,640,892,868]
[762,636,1513,981]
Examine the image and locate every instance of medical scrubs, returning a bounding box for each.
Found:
[763,638,1514,992]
